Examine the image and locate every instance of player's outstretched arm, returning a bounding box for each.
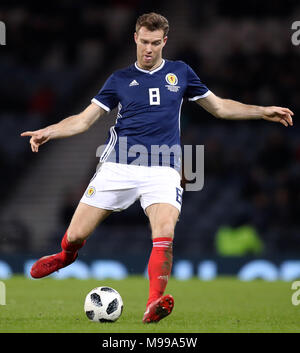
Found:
[196,92,294,127]
[20,103,105,152]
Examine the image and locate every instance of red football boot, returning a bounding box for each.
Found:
[142,294,174,323]
[30,252,77,279]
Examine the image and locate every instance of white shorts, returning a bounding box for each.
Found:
[80,162,183,213]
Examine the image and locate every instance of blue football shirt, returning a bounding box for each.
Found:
[91,59,211,171]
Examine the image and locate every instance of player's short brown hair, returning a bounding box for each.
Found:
[135,12,169,37]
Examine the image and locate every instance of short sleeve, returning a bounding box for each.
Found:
[91,74,119,112]
[184,64,211,101]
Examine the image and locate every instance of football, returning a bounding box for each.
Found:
[84,286,123,322]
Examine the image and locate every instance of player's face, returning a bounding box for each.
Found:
[134,27,167,70]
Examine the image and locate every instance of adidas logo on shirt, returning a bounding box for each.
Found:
[129,79,139,87]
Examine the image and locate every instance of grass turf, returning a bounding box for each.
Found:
[0,275,299,333]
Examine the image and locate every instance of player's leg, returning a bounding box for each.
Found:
[60,202,112,260]
[146,202,179,239]
[143,202,179,323]
[66,202,112,244]
[31,203,112,278]
[139,165,182,323]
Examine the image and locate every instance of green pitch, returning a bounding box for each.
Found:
[0,275,299,333]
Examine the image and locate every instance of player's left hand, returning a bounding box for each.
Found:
[262,106,294,127]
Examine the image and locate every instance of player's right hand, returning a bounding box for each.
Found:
[20,128,51,153]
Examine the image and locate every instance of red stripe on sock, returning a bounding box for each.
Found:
[153,237,173,243]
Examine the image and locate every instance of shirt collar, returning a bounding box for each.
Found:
[134,59,165,74]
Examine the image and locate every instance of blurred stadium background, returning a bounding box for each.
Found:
[0,0,300,280]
